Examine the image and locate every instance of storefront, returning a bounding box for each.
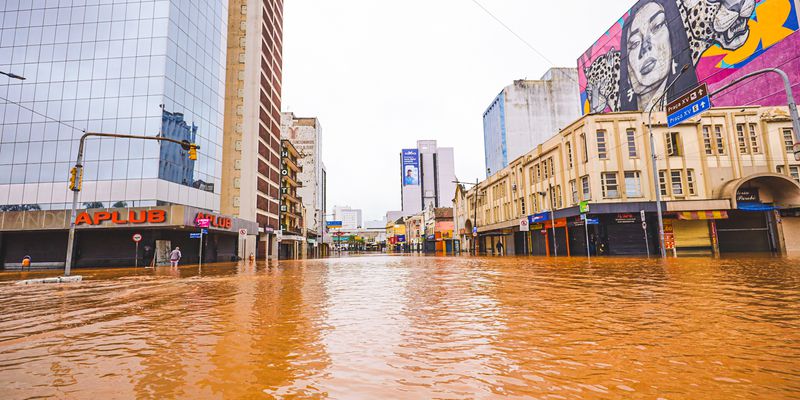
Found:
[0,205,257,269]
[598,213,651,256]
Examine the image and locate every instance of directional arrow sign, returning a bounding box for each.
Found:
[667,83,711,127]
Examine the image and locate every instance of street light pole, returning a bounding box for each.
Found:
[64,132,199,276]
[648,64,690,259]
[708,68,800,159]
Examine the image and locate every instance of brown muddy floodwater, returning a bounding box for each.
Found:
[1,255,799,399]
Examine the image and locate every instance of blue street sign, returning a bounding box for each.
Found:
[586,217,600,225]
[668,95,710,127]
[201,228,208,234]
[190,233,202,239]
[528,212,550,224]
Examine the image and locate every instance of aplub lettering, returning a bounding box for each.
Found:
[195,213,232,230]
[75,210,167,226]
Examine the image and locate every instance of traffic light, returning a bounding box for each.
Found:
[188,144,198,160]
[69,166,83,191]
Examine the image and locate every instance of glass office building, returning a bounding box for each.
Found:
[0,0,227,212]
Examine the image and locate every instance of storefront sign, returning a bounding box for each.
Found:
[736,188,760,202]
[397,235,406,243]
[75,210,167,226]
[529,212,550,224]
[196,218,210,228]
[194,213,232,230]
[615,213,637,224]
[326,221,343,228]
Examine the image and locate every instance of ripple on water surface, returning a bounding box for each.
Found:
[0,255,799,399]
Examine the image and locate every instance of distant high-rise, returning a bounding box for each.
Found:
[400,140,456,214]
[221,0,284,259]
[280,112,324,237]
[483,68,580,177]
[333,205,362,230]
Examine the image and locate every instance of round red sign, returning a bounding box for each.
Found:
[132,233,142,242]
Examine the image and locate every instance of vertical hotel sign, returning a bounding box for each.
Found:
[402,149,419,186]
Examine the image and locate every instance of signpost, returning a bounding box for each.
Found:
[667,83,711,127]
[519,218,529,232]
[238,228,247,260]
[132,233,142,267]
[640,210,650,257]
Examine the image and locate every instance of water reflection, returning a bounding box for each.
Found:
[0,255,798,398]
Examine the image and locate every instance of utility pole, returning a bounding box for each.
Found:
[64,132,199,276]
[648,64,690,258]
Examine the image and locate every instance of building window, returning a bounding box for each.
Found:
[671,170,684,196]
[566,141,573,169]
[627,129,638,158]
[597,130,608,159]
[554,185,562,209]
[520,198,526,215]
[581,175,591,200]
[569,179,578,204]
[665,132,681,157]
[702,126,713,155]
[535,164,541,182]
[548,158,554,180]
[529,167,535,184]
[736,123,761,154]
[714,125,725,154]
[687,169,697,195]
[542,161,549,179]
[736,124,748,154]
[580,133,588,163]
[783,128,795,152]
[624,171,642,197]
[658,170,668,196]
[601,172,619,199]
[777,165,800,183]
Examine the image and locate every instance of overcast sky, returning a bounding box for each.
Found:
[282,0,634,221]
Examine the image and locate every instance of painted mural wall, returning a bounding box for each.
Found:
[578,0,800,114]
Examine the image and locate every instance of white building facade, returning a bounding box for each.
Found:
[483,68,581,177]
[333,205,362,230]
[401,140,456,215]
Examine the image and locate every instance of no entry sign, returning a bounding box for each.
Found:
[132,233,142,242]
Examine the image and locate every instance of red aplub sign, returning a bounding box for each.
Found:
[75,210,167,226]
[195,212,232,230]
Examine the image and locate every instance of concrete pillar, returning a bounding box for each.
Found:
[269,235,278,260]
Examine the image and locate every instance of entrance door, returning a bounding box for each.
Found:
[717,211,774,253]
[531,231,547,255]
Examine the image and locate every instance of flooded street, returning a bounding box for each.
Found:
[1,255,799,399]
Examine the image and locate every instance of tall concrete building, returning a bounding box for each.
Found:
[221,0,284,259]
[333,205,362,230]
[280,112,324,238]
[0,0,261,267]
[483,68,580,177]
[400,140,456,214]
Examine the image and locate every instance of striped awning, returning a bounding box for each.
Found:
[676,210,729,220]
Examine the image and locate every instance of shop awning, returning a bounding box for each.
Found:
[676,210,729,220]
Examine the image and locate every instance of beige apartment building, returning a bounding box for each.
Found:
[221,0,284,259]
[456,106,800,256]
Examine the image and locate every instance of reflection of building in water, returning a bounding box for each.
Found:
[159,110,197,188]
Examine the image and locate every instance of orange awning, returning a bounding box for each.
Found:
[676,210,728,220]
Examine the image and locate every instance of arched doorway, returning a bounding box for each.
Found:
[463,219,473,253]
[717,174,800,253]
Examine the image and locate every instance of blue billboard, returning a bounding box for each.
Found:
[402,149,419,186]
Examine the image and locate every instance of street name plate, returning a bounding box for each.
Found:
[667,83,708,115]
[667,83,710,127]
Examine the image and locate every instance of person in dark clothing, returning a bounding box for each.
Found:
[496,241,504,255]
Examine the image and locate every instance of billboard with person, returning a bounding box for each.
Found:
[578,0,799,114]
[402,149,419,186]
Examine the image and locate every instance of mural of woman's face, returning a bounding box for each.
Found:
[626,2,672,91]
